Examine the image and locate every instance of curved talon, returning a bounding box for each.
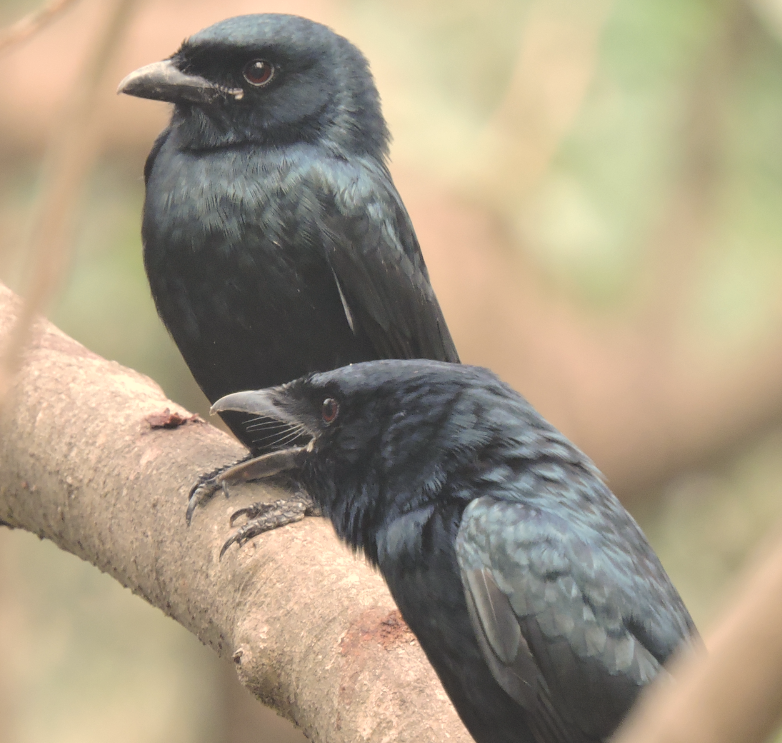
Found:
[219,498,312,559]
[219,531,243,559]
[220,518,267,558]
[185,497,198,526]
[228,505,259,527]
[186,479,220,524]
[186,456,251,525]
[188,449,307,526]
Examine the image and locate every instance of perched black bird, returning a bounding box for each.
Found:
[117,14,458,455]
[210,360,698,743]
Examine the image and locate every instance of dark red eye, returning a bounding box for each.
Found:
[243,59,274,86]
[321,398,339,424]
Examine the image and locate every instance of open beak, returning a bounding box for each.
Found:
[117,59,242,104]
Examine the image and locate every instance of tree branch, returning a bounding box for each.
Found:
[0,0,83,54]
[0,281,471,743]
[0,0,139,405]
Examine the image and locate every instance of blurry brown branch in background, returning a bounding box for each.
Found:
[469,0,615,207]
[0,539,18,743]
[749,0,782,39]
[0,0,139,407]
[0,0,83,54]
[636,0,750,343]
[613,527,782,743]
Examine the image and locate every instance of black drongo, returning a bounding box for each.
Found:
[118,14,458,454]
[209,360,697,743]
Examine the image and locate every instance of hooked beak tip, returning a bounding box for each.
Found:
[211,390,281,418]
[116,70,135,95]
[116,59,219,104]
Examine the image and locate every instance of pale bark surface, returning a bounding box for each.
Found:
[0,282,472,743]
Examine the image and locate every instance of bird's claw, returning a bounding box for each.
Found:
[186,458,250,525]
[186,446,307,525]
[219,494,316,559]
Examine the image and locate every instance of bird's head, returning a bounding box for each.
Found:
[211,360,511,555]
[118,14,389,157]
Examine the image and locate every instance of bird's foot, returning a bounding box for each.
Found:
[187,458,248,524]
[186,445,308,525]
[220,492,320,558]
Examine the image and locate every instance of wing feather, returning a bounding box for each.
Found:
[456,495,694,741]
[309,160,459,363]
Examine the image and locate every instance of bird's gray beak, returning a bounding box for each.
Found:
[212,389,302,429]
[117,59,243,104]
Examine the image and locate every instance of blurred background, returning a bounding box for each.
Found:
[2,0,782,740]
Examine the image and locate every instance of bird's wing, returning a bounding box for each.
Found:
[456,494,693,742]
[310,161,460,363]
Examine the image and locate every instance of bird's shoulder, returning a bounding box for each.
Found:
[278,151,428,265]
[302,154,403,212]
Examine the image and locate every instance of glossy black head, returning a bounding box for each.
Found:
[213,360,514,555]
[118,14,389,156]
[215,360,506,465]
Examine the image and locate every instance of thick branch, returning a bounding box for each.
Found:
[0,282,471,743]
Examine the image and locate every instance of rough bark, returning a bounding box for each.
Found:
[0,282,471,743]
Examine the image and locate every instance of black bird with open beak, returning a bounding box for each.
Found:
[206,359,697,743]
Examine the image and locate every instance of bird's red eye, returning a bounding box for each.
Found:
[243,59,274,86]
[321,398,339,424]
